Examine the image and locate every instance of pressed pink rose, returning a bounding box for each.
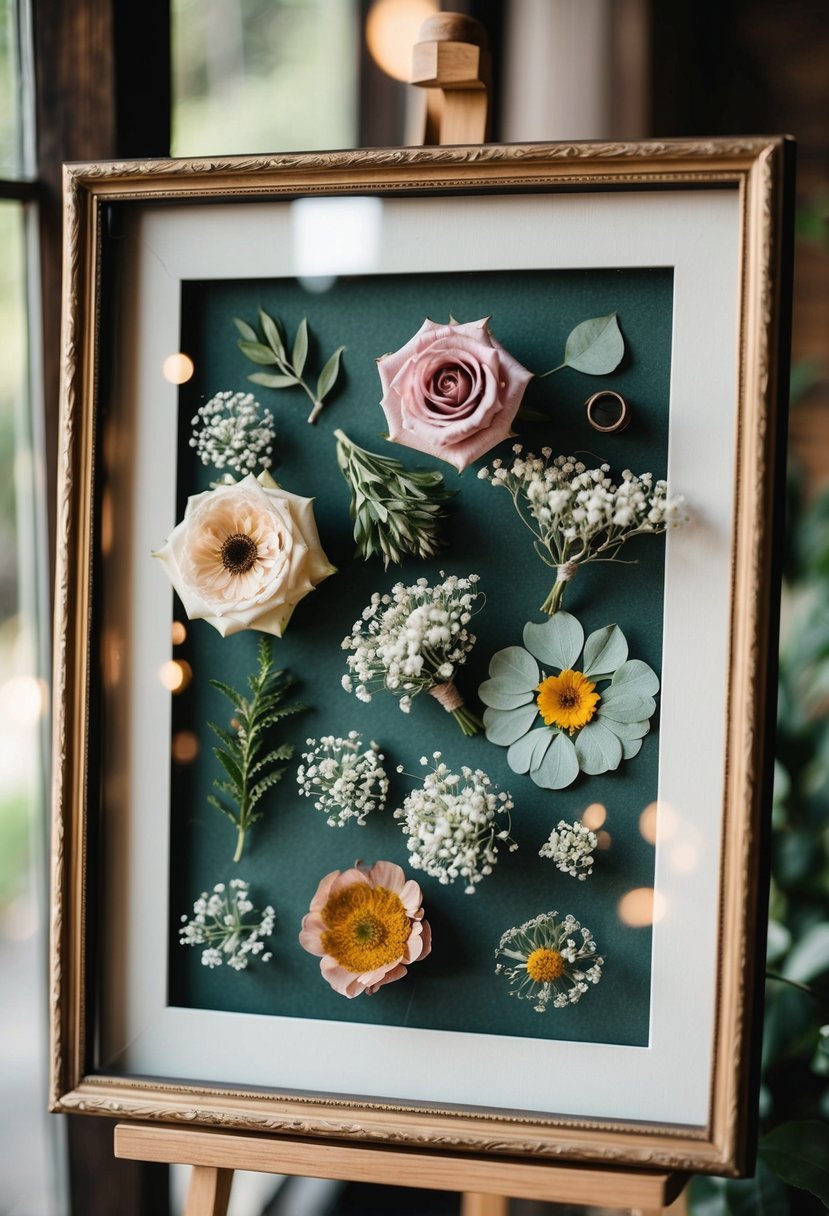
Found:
[299,860,431,997]
[377,318,533,472]
[154,471,335,638]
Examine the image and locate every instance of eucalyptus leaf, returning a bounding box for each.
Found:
[530,731,579,789]
[523,611,583,670]
[610,658,660,698]
[563,313,624,375]
[507,727,553,775]
[574,720,623,775]
[488,646,540,691]
[478,677,535,711]
[621,736,643,760]
[596,692,655,723]
[316,345,345,401]
[233,316,258,343]
[259,309,286,360]
[292,317,309,377]
[247,372,300,389]
[759,1120,829,1206]
[582,624,628,678]
[598,715,650,741]
[483,703,540,747]
[238,340,279,365]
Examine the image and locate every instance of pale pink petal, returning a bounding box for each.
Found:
[307,869,341,914]
[397,878,424,916]
[364,963,408,995]
[365,860,406,893]
[298,914,326,956]
[405,917,432,963]
[356,956,405,988]
[320,957,365,998]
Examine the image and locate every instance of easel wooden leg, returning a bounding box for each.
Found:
[183,1165,233,1216]
[461,1194,509,1216]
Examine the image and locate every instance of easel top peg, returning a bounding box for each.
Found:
[410,11,491,91]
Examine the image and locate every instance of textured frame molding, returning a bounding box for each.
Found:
[50,138,794,1177]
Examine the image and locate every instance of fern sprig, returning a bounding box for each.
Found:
[207,638,305,861]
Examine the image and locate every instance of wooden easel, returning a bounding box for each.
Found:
[114,15,687,1216]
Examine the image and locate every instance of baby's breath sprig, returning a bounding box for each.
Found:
[179,879,275,971]
[208,638,305,861]
[341,573,483,736]
[539,819,597,879]
[334,429,454,568]
[479,447,686,615]
[394,752,517,894]
[495,911,603,1012]
[235,309,345,424]
[189,390,275,476]
[296,732,389,827]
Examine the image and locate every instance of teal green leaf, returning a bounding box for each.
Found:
[582,624,628,678]
[478,677,535,710]
[531,731,579,789]
[610,658,660,698]
[233,317,257,343]
[507,727,553,775]
[596,692,655,723]
[721,1162,790,1216]
[488,646,539,691]
[621,736,643,760]
[523,611,583,670]
[238,339,279,365]
[259,309,286,360]
[292,317,309,377]
[574,720,623,775]
[563,313,624,375]
[759,1120,829,1206]
[214,748,244,790]
[247,372,300,389]
[598,715,650,740]
[783,923,829,982]
[483,703,539,746]
[316,345,345,401]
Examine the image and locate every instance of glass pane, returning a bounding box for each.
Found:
[171,0,358,156]
[0,202,55,1214]
[0,0,21,175]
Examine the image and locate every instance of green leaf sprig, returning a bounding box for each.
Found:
[207,638,305,862]
[234,309,345,424]
[537,313,624,378]
[334,428,455,568]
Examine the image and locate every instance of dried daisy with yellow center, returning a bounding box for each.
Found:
[536,669,600,734]
[320,884,411,974]
[495,910,603,1012]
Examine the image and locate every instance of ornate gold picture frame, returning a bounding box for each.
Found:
[50,138,793,1177]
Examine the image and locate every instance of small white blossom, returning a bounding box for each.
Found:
[179,880,275,971]
[341,573,483,735]
[189,390,275,476]
[296,732,389,827]
[539,819,597,879]
[495,910,603,1012]
[394,754,517,893]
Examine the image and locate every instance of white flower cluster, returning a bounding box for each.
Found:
[341,573,481,714]
[539,819,597,879]
[478,447,685,568]
[296,732,389,827]
[179,879,274,971]
[394,753,517,894]
[189,390,275,476]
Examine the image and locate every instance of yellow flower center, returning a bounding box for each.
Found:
[526,947,565,983]
[320,884,411,974]
[536,669,600,734]
[220,531,258,575]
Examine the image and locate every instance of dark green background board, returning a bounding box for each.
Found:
[167,266,674,1049]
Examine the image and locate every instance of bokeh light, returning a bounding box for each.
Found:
[581,802,607,830]
[366,0,438,82]
[618,886,667,927]
[162,352,195,384]
[158,659,193,693]
[171,621,187,645]
[171,730,199,763]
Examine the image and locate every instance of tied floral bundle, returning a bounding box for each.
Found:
[341,573,483,735]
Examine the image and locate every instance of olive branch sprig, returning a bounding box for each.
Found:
[207,638,306,862]
[234,309,345,424]
[334,428,455,568]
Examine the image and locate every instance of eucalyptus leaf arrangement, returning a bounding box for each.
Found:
[207,638,305,860]
[538,312,625,378]
[334,428,454,567]
[235,309,345,424]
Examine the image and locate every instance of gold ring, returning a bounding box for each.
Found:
[585,390,630,433]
